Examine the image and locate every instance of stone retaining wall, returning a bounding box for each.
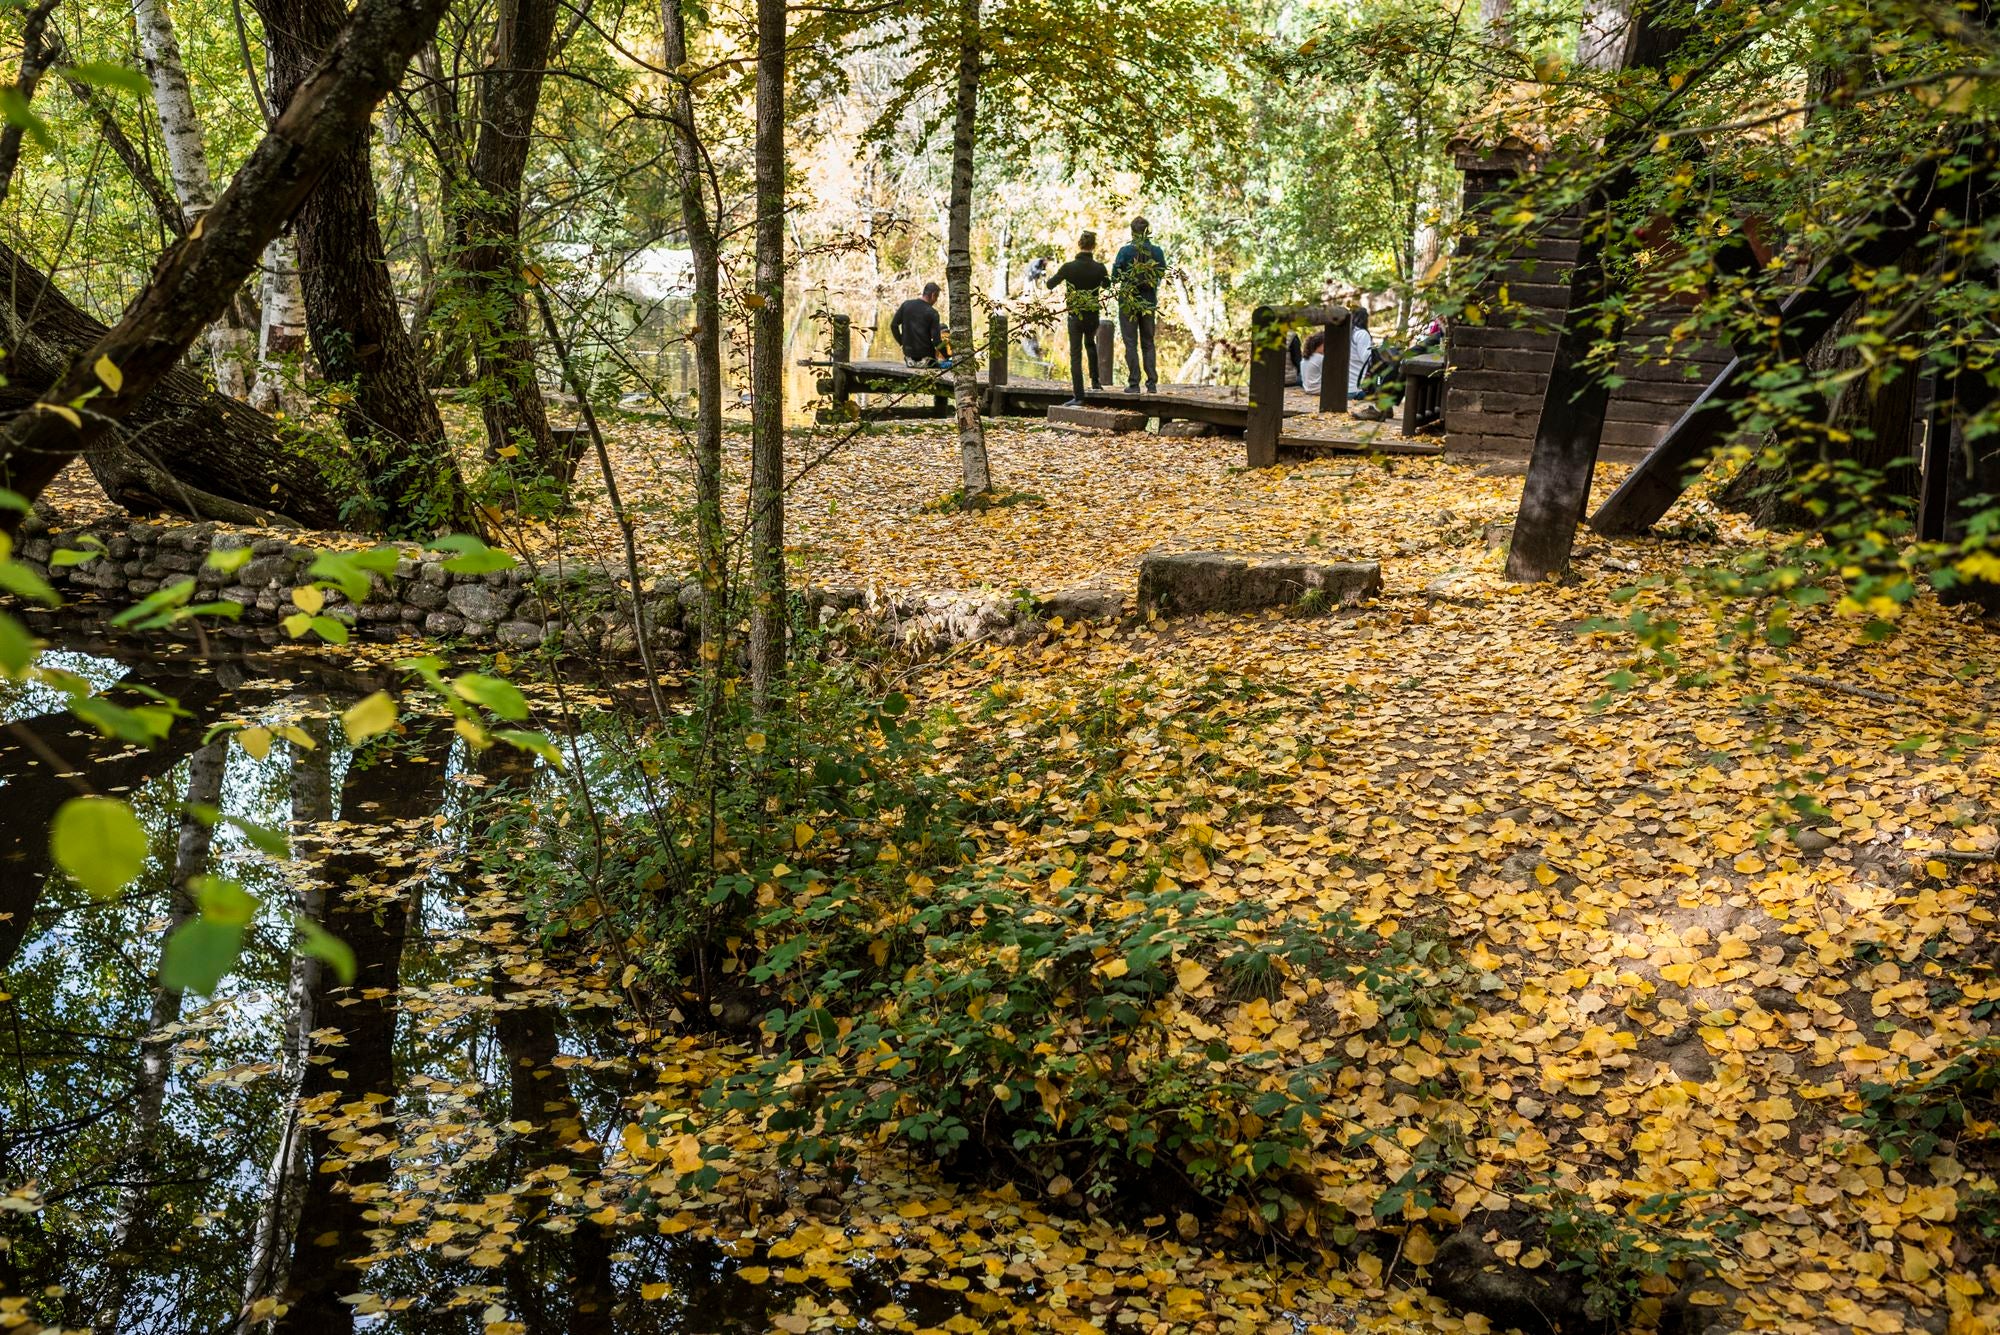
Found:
[7,514,1154,663]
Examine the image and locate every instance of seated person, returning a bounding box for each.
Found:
[1348,308,1384,419]
[1285,332,1303,387]
[1299,330,1327,394]
[891,282,943,365]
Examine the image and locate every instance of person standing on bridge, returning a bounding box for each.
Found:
[1112,216,1166,393]
[1046,230,1110,406]
[891,282,944,365]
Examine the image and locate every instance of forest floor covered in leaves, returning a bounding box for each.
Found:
[30,421,2000,1332]
[513,422,1998,1332]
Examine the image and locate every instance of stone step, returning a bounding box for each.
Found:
[1047,403,1149,433]
[1137,551,1381,618]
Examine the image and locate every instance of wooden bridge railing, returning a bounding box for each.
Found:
[1246,304,1350,467]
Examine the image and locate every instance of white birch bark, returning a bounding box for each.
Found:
[95,741,228,1334]
[236,723,331,1331]
[249,239,309,414]
[131,0,256,397]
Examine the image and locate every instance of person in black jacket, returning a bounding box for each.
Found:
[891,283,943,365]
[1045,231,1110,405]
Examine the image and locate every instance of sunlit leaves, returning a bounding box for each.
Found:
[427,533,517,575]
[206,543,254,574]
[63,60,151,98]
[341,690,398,743]
[308,546,398,601]
[0,611,35,675]
[452,673,529,722]
[50,796,148,898]
[297,916,357,984]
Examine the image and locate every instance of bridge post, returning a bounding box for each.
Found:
[1246,306,1284,467]
[1322,311,1351,415]
[986,313,1009,415]
[829,314,853,418]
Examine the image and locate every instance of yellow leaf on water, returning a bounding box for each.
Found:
[341,691,397,744]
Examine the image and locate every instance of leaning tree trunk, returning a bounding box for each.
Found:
[253,0,479,536]
[0,240,346,526]
[748,0,786,706]
[944,0,992,500]
[95,740,227,1335]
[457,0,559,482]
[1504,3,1684,581]
[660,0,727,698]
[132,0,257,397]
[0,0,457,533]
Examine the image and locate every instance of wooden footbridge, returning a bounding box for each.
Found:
[806,311,1444,463]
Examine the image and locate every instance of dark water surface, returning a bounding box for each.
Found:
[0,626,970,1334]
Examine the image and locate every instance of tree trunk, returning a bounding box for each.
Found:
[95,740,227,1335]
[748,0,786,707]
[457,0,559,483]
[237,721,332,1331]
[250,238,312,415]
[0,1,60,205]
[273,727,448,1335]
[945,0,992,500]
[660,0,727,696]
[0,240,348,526]
[253,0,479,536]
[1505,7,1684,580]
[133,0,257,397]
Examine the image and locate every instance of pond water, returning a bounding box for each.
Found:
[0,626,974,1333]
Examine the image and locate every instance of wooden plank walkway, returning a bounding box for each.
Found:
[837,359,1441,456]
[842,358,1330,424]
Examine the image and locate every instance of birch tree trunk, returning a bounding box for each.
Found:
[945,0,992,500]
[659,0,727,697]
[236,721,332,1331]
[748,0,786,706]
[249,238,310,414]
[132,0,257,398]
[95,741,228,1334]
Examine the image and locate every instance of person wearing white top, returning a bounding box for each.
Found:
[1299,330,1327,394]
[1348,307,1375,398]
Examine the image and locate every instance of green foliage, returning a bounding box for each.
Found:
[1526,1184,1745,1325]
[50,795,150,898]
[1849,1038,2000,1168]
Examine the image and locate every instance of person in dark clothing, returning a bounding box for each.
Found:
[891,282,943,365]
[1111,216,1166,392]
[1046,231,1110,405]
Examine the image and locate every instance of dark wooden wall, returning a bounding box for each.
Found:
[1444,150,1730,461]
